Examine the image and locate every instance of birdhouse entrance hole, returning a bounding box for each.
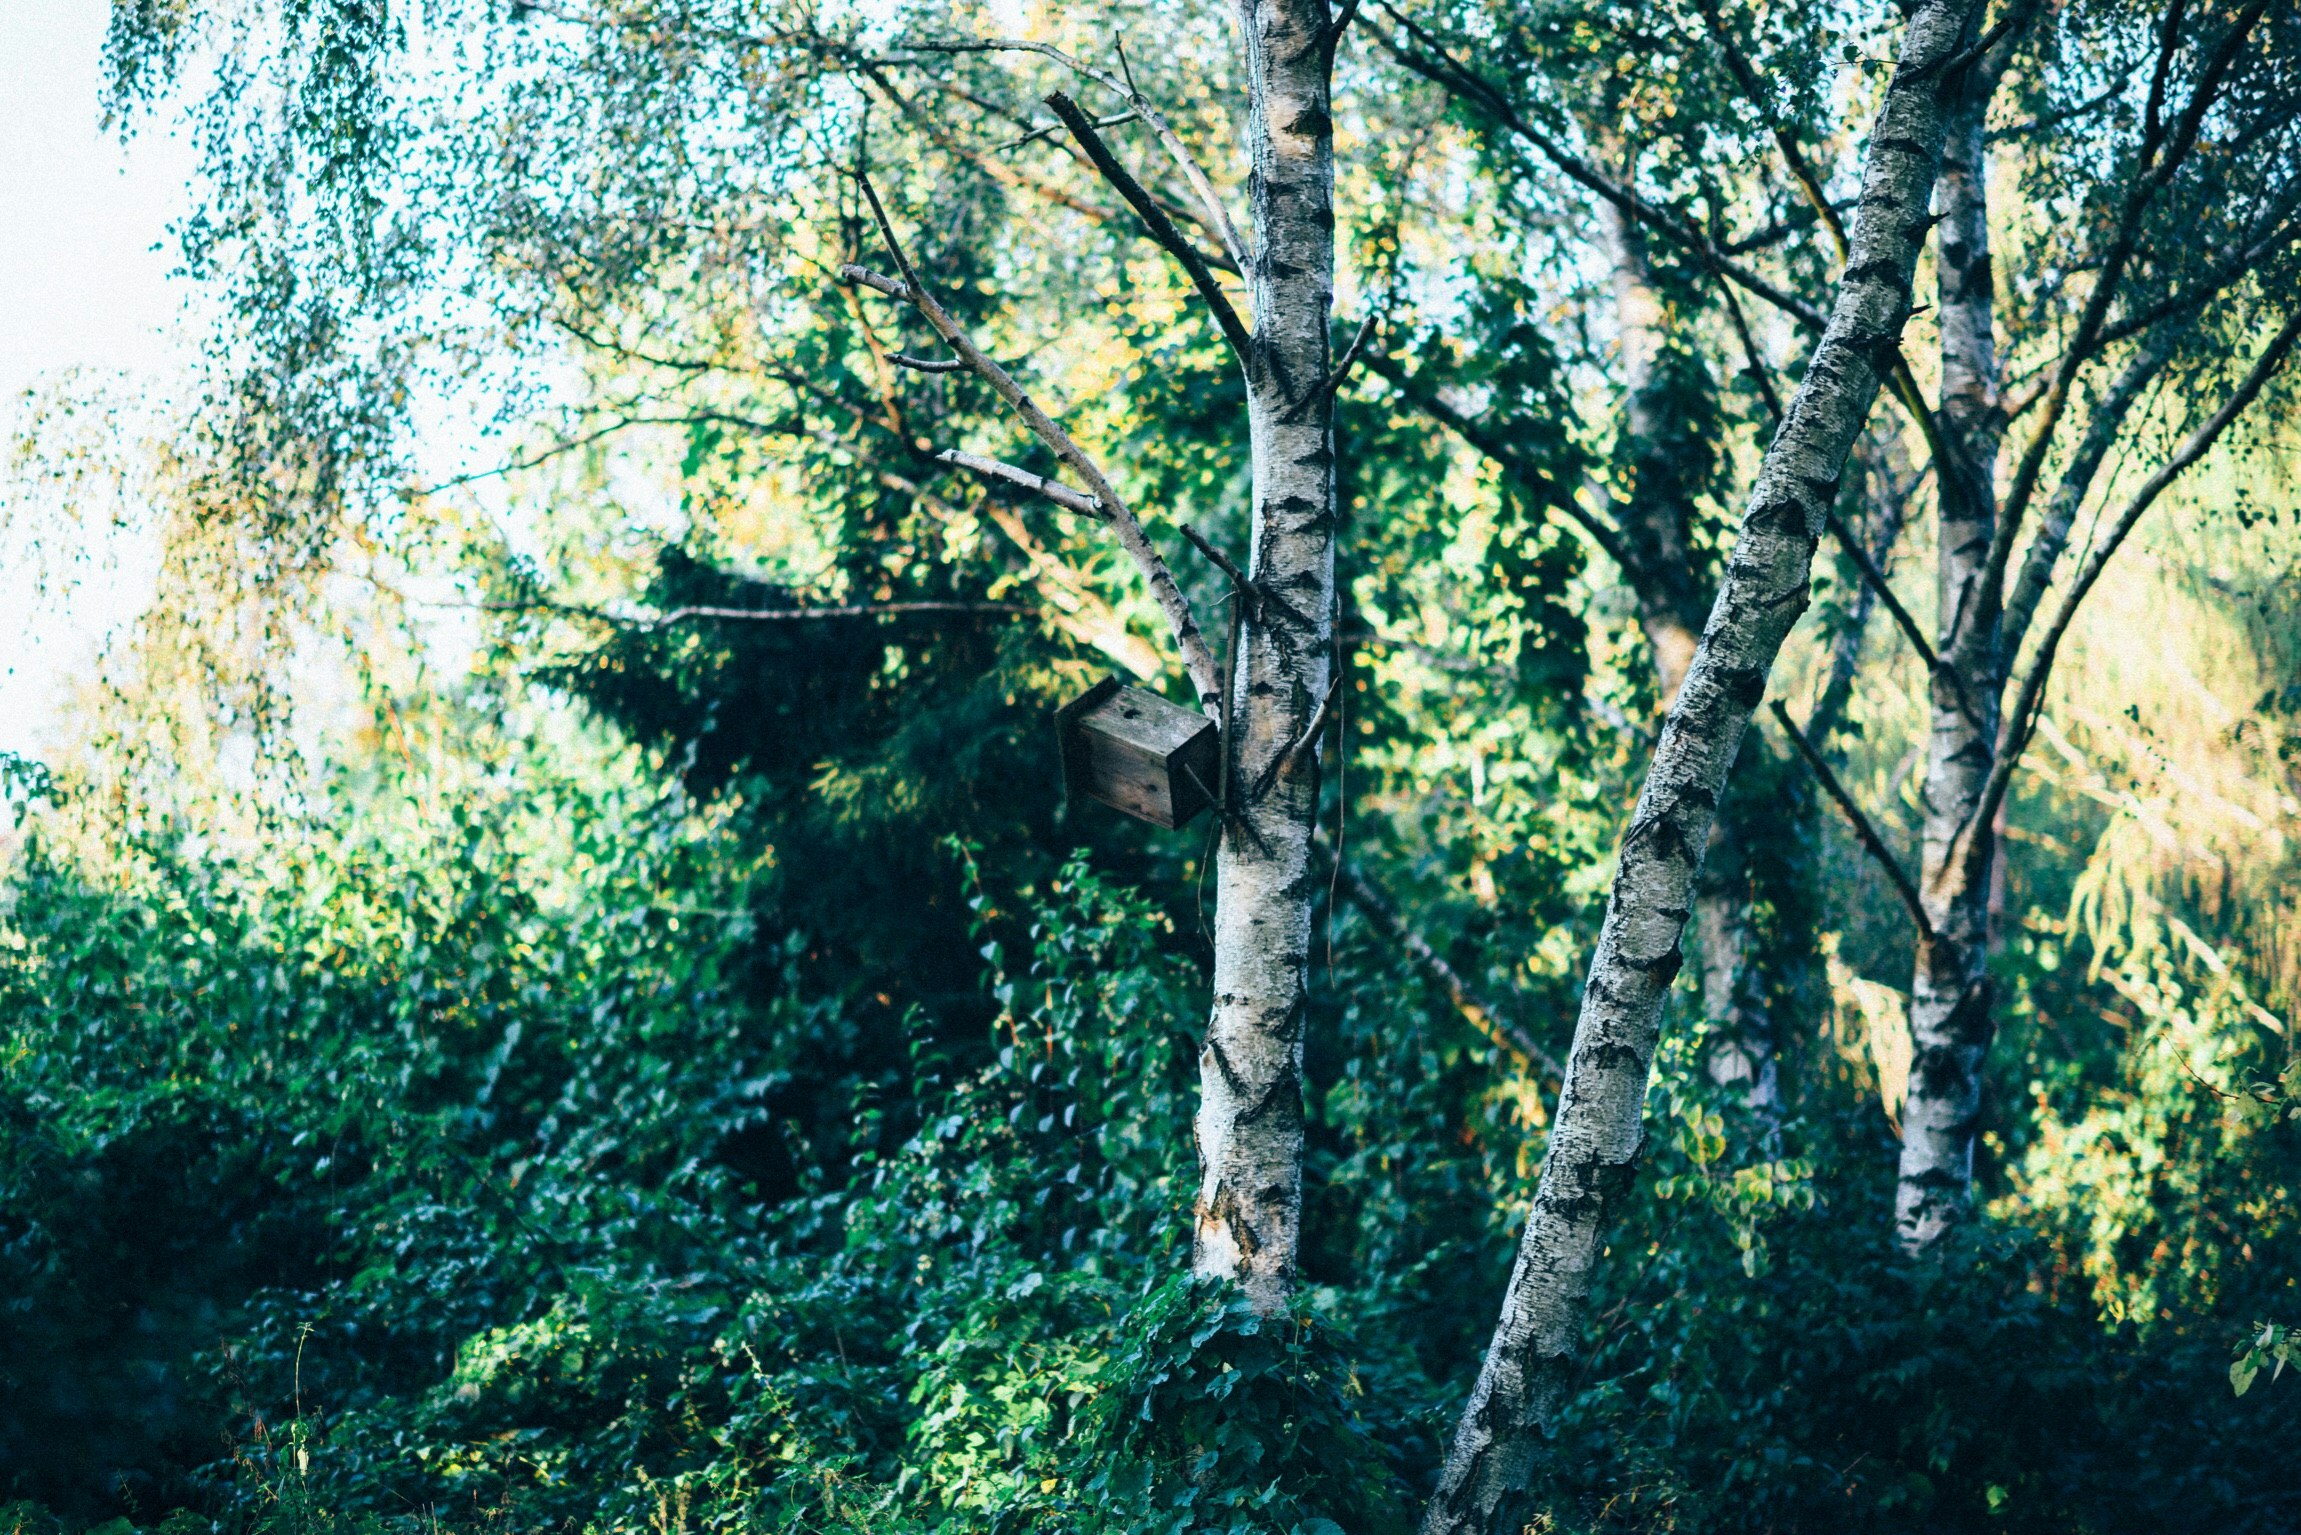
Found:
[1056,678,1221,829]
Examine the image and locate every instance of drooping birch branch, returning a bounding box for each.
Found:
[1417,0,1989,1525]
[840,176,1224,713]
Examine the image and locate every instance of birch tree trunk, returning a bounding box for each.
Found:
[1419,2,1985,1525]
[1191,0,1337,1313]
[1895,63,2006,1251]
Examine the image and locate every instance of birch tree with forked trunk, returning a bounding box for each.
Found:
[1878,0,2301,1250]
[1413,0,1995,1523]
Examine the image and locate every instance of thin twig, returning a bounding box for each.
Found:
[1819,504,1935,670]
[1328,309,1379,394]
[1771,700,1934,940]
[1318,835,1566,1085]
[1364,353,1639,578]
[1179,522,1317,634]
[1181,522,1256,603]
[1285,308,1381,422]
[999,107,1136,151]
[1715,275,1785,426]
[891,352,966,373]
[1250,671,1344,802]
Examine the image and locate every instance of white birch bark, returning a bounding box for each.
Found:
[1418,2,1987,1525]
[1191,0,1337,1313]
[1895,69,2007,1249]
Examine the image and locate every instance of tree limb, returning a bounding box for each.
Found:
[936,448,1106,517]
[1362,352,1638,577]
[1045,91,1257,375]
[1819,504,1935,670]
[1320,837,1567,1084]
[1771,700,1934,939]
[1968,305,2301,852]
[842,174,1223,712]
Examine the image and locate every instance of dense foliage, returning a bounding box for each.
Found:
[4,0,2300,1530]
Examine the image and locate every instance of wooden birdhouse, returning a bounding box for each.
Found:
[1056,678,1221,829]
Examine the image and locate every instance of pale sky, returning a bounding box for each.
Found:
[0,1,193,758]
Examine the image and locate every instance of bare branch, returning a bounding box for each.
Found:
[842,175,1223,712]
[1328,309,1379,395]
[649,600,1027,625]
[1250,671,1344,801]
[1320,836,1567,1085]
[453,591,1027,629]
[907,34,1251,275]
[999,107,1136,151]
[1819,504,1935,670]
[1180,520,1256,596]
[936,448,1105,518]
[1362,352,1640,577]
[1285,307,1382,422]
[843,265,909,301]
[1046,91,1257,375]
[1715,274,1786,425]
[1771,700,1934,939]
[1180,522,1317,635]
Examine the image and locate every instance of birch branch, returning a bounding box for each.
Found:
[936,449,1105,517]
[1045,91,1257,375]
[1997,338,2172,656]
[1362,352,1640,578]
[1321,840,1567,1084]
[1967,305,2301,849]
[1771,700,1934,939]
[1819,504,1935,670]
[841,174,1223,713]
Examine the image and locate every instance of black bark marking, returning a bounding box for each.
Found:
[1720,664,1770,709]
